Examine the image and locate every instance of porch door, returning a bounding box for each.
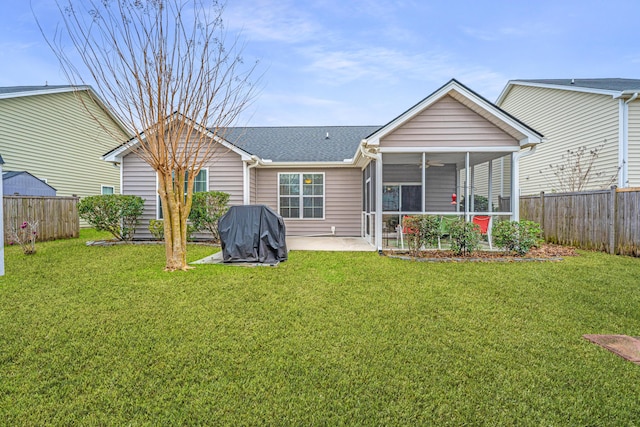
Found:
[363,176,373,241]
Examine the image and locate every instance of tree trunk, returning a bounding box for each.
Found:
[158,171,190,271]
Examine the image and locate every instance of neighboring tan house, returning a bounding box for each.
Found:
[104,79,543,251]
[0,85,130,198]
[496,78,640,194]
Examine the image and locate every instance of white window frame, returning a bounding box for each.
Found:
[277,172,325,220]
[101,185,115,195]
[156,168,209,219]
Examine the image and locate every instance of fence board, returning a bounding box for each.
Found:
[520,188,640,256]
[3,196,79,244]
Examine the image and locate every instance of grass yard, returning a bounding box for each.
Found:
[1,230,640,425]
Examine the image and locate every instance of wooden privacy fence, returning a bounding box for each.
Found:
[3,196,79,243]
[520,187,640,256]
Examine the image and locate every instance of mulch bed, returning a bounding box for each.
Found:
[385,243,578,262]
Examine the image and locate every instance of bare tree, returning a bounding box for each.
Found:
[541,142,619,193]
[41,0,258,270]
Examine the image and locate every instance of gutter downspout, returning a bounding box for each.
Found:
[243,155,262,205]
[620,92,639,188]
[359,140,382,252]
[511,145,537,221]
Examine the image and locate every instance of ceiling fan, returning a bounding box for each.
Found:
[418,159,445,168]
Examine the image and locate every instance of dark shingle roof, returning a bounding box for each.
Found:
[515,78,640,92]
[221,126,381,162]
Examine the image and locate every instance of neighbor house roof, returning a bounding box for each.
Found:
[2,170,57,191]
[496,78,640,104]
[0,85,78,97]
[221,126,381,162]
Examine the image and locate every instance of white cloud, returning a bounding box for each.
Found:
[297,44,507,97]
[224,0,323,43]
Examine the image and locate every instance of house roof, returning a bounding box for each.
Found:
[365,78,544,147]
[0,85,78,97]
[221,126,381,162]
[496,78,640,104]
[104,79,543,165]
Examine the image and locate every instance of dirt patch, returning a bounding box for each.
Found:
[583,335,640,365]
[385,244,578,262]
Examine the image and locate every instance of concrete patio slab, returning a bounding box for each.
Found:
[286,236,375,251]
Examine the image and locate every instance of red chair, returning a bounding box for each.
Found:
[472,216,493,249]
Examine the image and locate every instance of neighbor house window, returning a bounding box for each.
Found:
[101,185,115,195]
[157,169,208,219]
[278,173,324,219]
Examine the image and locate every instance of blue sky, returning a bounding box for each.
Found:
[1,0,639,126]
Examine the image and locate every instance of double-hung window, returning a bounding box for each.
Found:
[279,173,324,219]
[157,169,208,219]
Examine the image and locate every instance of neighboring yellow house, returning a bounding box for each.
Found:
[496,78,640,195]
[0,85,129,198]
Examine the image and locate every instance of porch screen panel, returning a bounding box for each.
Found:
[401,185,421,212]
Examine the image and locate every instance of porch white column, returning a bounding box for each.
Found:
[488,160,493,213]
[465,152,470,221]
[421,152,426,213]
[511,152,519,221]
[375,158,384,251]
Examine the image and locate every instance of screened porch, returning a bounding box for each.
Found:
[379,151,514,249]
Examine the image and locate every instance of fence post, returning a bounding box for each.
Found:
[609,186,616,254]
[539,191,545,237]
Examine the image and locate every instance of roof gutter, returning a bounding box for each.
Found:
[243,156,263,204]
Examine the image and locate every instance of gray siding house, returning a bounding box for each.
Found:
[104,79,543,251]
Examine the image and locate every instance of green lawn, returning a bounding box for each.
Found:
[1,230,640,425]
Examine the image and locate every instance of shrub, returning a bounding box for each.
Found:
[402,216,422,256]
[148,219,164,241]
[448,218,481,256]
[8,220,38,255]
[402,215,442,256]
[78,194,144,241]
[189,191,230,242]
[459,195,491,212]
[493,220,543,256]
[149,219,196,241]
[421,215,442,248]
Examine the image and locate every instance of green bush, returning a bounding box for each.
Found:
[448,218,481,256]
[149,219,196,241]
[493,220,543,256]
[78,194,144,241]
[189,191,230,242]
[148,219,164,241]
[402,215,442,256]
[459,195,491,212]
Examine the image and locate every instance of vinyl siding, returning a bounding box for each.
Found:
[381,96,518,148]
[628,101,640,186]
[255,167,362,236]
[500,85,620,194]
[122,145,245,239]
[425,165,458,211]
[0,90,125,198]
[464,156,512,210]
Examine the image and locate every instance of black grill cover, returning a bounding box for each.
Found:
[218,205,288,263]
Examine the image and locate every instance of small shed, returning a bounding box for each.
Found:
[3,171,57,196]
